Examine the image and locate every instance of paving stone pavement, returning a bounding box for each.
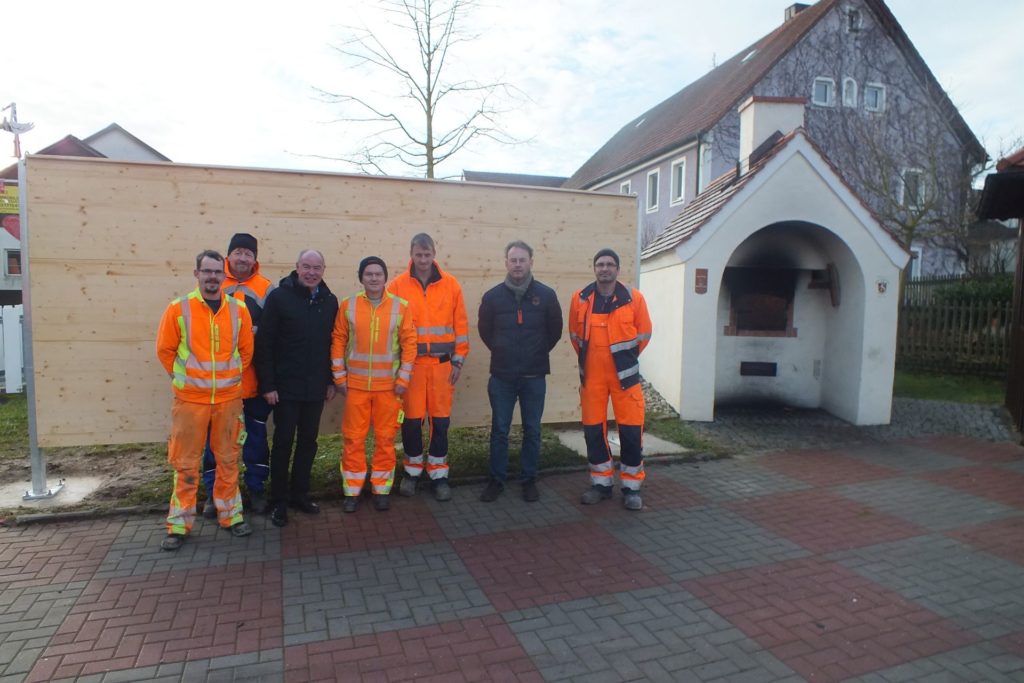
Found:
[2,433,1024,681]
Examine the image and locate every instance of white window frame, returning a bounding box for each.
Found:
[670,157,687,206]
[646,168,660,213]
[863,82,886,112]
[899,167,926,209]
[811,77,835,107]
[845,7,863,33]
[842,77,857,107]
[620,180,632,195]
[3,249,21,277]
[909,247,923,279]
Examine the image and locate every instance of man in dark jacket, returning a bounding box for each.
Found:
[477,240,563,502]
[255,249,339,527]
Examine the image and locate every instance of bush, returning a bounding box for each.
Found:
[934,274,1013,304]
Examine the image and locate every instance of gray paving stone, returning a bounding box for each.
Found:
[835,477,1022,531]
[601,505,809,579]
[836,442,973,472]
[830,534,1024,638]
[427,480,585,538]
[93,514,281,579]
[505,585,795,682]
[847,642,1024,682]
[659,459,811,501]
[282,541,492,645]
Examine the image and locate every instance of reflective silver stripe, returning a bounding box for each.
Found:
[636,333,652,341]
[333,370,347,379]
[620,463,645,476]
[188,359,235,371]
[617,365,640,380]
[405,455,424,464]
[398,369,412,381]
[183,374,242,388]
[620,479,642,491]
[454,335,469,343]
[609,338,639,354]
[349,352,395,363]
[342,469,366,496]
[349,367,395,378]
[416,326,455,336]
[569,332,582,344]
[224,283,270,307]
[591,461,613,473]
[451,354,465,364]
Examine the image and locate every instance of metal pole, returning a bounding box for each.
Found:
[18,158,63,500]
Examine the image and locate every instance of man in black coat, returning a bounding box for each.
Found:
[477,240,563,502]
[255,249,339,527]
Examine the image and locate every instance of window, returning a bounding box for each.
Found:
[811,77,835,107]
[845,7,863,32]
[4,250,20,276]
[670,158,686,205]
[620,180,631,195]
[646,168,659,213]
[842,78,857,107]
[863,82,886,112]
[900,168,927,209]
[723,268,798,337]
[699,138,713,193]
[909,247,923,279]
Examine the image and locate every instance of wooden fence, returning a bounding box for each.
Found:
[897,299,1012,376]
[902,274,968,305]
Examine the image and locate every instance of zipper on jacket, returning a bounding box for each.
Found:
[209,310,217,404]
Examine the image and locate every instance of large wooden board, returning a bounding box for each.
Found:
[24,156,636,447]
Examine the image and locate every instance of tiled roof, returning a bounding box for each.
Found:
[566,0,983,190]
[996,147,1024,172]
[0,135,105,179]
[462,170,568,187]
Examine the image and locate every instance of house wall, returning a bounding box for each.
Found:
[85,128,167,162]
[636,252,685,412]
[23,156,636,447]
[707,0,972,275]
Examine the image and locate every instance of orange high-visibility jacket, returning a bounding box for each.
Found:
[223,261,275,398]
[331,291,417,392]
[156,288,254,404]
[569,281,652,390]
[387,261,469,366]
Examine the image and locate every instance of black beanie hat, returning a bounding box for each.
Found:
[227,233,258,258]
[358,256,388,281]
[593,248,620,267]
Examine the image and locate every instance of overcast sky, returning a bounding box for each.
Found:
[4,0,1022,180]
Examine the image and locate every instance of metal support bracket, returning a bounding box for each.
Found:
[23,478,65,501]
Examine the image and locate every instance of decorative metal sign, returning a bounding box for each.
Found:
[695,268,708,294]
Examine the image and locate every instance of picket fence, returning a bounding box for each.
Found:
[0,305,23,393]
[897,299,1012,377]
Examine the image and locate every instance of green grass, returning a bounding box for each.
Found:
[644,415,720,454]
[0,394,28,457]
[893,369,1005,405]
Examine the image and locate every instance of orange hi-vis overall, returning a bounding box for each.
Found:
[569,281,652,492]
[223,261,275,399]
[156,288,253,534]
[331,291,417,496]
[387,261,470,481]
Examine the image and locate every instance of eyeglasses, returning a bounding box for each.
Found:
[299,264,325,273]
[198,269,225,276]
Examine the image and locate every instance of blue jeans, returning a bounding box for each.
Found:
[203,395,272,495]
[487,375,546,484]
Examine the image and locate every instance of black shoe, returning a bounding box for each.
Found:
[290,498,321,515]
[202,499,217,520]
[342,497,359,513]
[227,521,253,537]
[373,494,391,511]
[521,479,539,502]
[581,485,613,505]
[479,480,504,502]
[249,491,269,515]
[161,533,185,551]
[271,505,288,527]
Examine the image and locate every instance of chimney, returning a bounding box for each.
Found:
[784,3,810,21]
[737,96,805,174]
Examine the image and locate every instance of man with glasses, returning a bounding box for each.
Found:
[201,233,276,518]
[255,249,339,527]
[156,250,254,551]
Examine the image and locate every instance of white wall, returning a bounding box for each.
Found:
[638,253,685,412]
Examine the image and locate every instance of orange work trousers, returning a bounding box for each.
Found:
[401,361,454,480]
[166,398,244,534]
[581,340,646,492]
[341,388,401,496]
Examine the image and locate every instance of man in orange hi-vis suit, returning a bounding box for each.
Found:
[387,233,469,502]
[569,248,653,512]
[155,250,255,551]
[332,256,417,513]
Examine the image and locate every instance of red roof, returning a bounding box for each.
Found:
[996,147,1024,172]
[566,0,983,190]
[0,135,104,180]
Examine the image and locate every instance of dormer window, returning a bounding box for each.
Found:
[812,77,835,107]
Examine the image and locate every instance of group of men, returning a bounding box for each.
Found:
[155,233,652,551]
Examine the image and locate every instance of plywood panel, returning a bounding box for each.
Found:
[24,156,635,446]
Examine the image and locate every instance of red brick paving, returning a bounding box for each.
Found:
[759,449,900,487]
[948,517,1024,566]
[25,560,283,682]
[905,436,1024,464]
[919,465,1024,509]
[284,614,543,682]
[0,520,122,590]
[452,521,670,611]
[683,556,977,683]
[545,470,706,516]
[727,489,926,554]
[280,497,446,559]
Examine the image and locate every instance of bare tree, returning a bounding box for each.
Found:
[316,0,521,178]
